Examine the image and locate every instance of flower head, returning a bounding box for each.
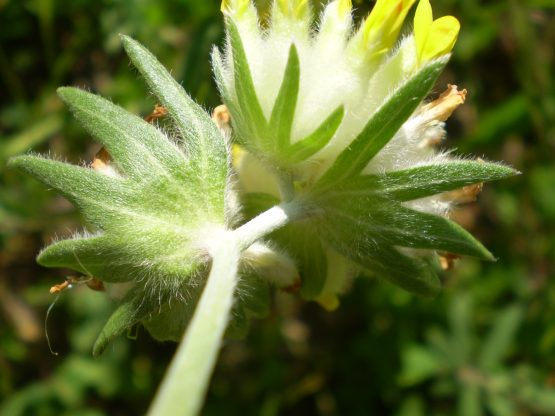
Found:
[10,0,516,357]
[214,0,515,306]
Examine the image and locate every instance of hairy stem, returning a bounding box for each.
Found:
[147,233,240,416]
[148,201,305,415]
[234,200,304,250]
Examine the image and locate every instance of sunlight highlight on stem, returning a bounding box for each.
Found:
[147,234,241,416]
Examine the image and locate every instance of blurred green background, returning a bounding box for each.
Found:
[1,0,555,415]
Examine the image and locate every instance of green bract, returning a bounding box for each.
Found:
[9,36,272,356]
[217,0,519,306]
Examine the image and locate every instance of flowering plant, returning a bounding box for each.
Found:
[9,0,516,414]
[215,0,514,305]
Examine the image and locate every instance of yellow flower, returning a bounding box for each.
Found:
[356,0,417,61]
[277,0,309,19]
[414,0,460,64]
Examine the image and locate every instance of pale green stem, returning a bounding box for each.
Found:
[148,201,304,416]
[148,233,240,416]
[234,201,303,250]
[276,171,295,202]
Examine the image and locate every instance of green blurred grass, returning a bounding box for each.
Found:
[1,0,554,415]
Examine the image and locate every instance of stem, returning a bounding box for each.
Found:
[148,201,305,415]
[276,171,295,202]
[234,200,304,250]
[147,234,240,416]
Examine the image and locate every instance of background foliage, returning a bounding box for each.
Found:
[1,0,554,414]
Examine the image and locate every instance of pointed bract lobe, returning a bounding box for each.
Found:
[10,37,236,352]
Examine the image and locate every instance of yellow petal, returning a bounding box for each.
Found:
[414,0,433,62]
[360,0,417,60]
[277,0,309,19]
[421,16,460,62]
[294,0,309,19]
[414,0,460,64]
[277,0,289,14]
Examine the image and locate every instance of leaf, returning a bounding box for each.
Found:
[318,57,448,186]
[449,294,473,366]
[319,195,494,260]
[457,384,483,416]
[226,272,271,339]
[478,305,523,370]
[10,43,231,353]
[285,105,344,164]
[9,155,125,229]
[57,87,189,181]
[238,273,271,319]
[37,235,134,283]
[226,20,268,147]
[486,394,516,416]
[211,47,240,117]
[269,43,300,151]
[93,287,155,357]
[121,35,227,200]
[274,223,328,299]
[399,345,444,386]
[318,161,518,201]
[142,283,205,343]
[517,382,555,414]
[322,224,441,296]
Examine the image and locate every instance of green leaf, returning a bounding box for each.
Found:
[10,155,209,241]
[226,20,268,147]
[285,105,344,164]
[10,40,232,353]
[517,382,555,414]
[399,345,443,386]
[269,43,300,151]
[9,155,124,228]
[350,243,441,297]
[142,283,204,342]
[449,294,473,366]
[486,394,516,416]
[318,57,448,186]
[320,196,494,260]
[320,161,518,201]
[274,223,328,299]
[57,87,189,181]
[226,272,271,339]
[479,305,523,370]
[211,47,240,117]
[238,273,271,319]
[321,217,440,296]
[93,287,154,357]
[457,384,483,416]
[121,35,227,198]
[37,235,134,283]
[226,306,249,339]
